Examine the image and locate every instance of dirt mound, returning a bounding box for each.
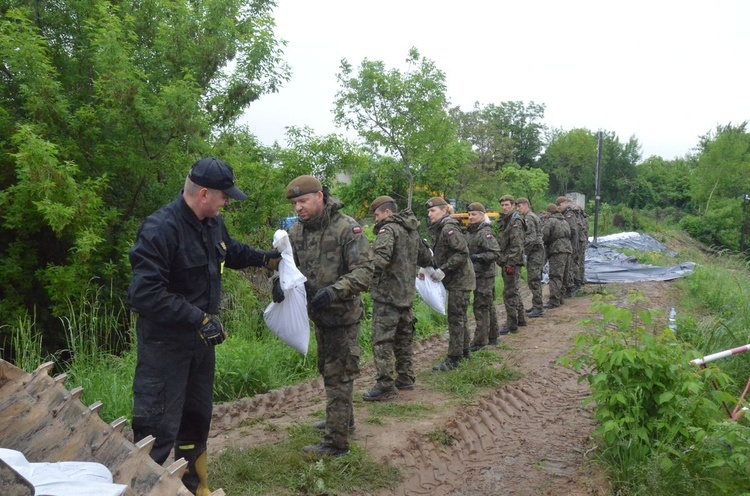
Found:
[209,280,676,495]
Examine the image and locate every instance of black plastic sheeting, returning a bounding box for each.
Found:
[584,232,696,284]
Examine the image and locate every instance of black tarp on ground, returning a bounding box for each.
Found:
[584,232,696,284]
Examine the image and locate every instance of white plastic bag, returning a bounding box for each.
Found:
[415,267,447,315]
[263,230,310,355]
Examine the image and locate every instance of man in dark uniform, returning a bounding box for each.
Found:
[283,175,373,457]
[363,196,432,400]
[542,203,572,309]
[128,158,280,495]
[465,202,501,351]
[516,197,545,318]
[497,195,526,335]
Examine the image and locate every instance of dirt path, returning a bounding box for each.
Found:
[209,280,676,495]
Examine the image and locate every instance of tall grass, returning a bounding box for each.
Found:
[2,309,45,372]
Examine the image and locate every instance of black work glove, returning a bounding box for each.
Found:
[198,314,226,346]
[310,286,335,312]
[272,277,285,303]
[263,251,282,270]
[470,254,480,263]
[504,266,515,276]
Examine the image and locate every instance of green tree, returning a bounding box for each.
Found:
[538,128,597,195]
[636,156,694,209]
[333,47,470,209]
[692,122,750,214]
[0,0,289,350]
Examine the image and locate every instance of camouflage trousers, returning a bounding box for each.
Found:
[371,301,416,389]
[565,241,583,293]
[472,277,496,346]
[447,289,471,357]
[488,285,499,342]
[547,252,568,306]
[315,322,361,450]
[526,245,545,310]
[574,240,587,287]
[501,267,524,329]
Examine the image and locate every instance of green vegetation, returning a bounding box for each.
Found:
[211,425,402,495]
[427,351,519,400]
[560,245,750,494]
[364,402,436,426]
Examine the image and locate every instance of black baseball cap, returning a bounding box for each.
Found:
[189,158,248,201]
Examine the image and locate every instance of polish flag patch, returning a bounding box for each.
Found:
[448,230,455,236]
[486,234,494,239]
[378,228,386,235]
[352,226,362,234]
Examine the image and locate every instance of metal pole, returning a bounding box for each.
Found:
[593,131,603,243]
[742,194,749,253]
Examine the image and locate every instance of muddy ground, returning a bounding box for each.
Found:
[209,280,676,495]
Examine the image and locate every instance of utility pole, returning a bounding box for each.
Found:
[593,131,603,243]
[742,194,749,253]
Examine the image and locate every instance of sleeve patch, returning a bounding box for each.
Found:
[378,228,386,235]
[352,226,362,234]
[448,230,455,236]
[485,234,494,239]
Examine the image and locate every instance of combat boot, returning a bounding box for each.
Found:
[362,385,397,402]
[528,308,545,318]
[301,443,350,458]
[432,355,460,372]
[469,342,486,352]
[394,378,415,390]
[498,325,518,335]
[463,349,472,361]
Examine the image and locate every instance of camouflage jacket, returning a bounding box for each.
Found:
[466,221,500,279]
[542,212,572,255]
[289,196,373,327]
[575,207,589,245]
[561,206,581,249]
[523,210,544,252]
[427,215,476,291]
[371,209,432,307]
[496,211,525,267]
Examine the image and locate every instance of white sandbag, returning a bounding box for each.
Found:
[263,230,310,355]
[415,267,447,315]
[0,448,128,496]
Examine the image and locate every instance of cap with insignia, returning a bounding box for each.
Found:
[547,203,559,213]
[498,195,515,204]
[285,175,322,199]
[425,197,448,208]
[555,196,569,205]
[467,202,485,213]
[516,197,529,205]
[370,195,395,213]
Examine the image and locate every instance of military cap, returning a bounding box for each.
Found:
[467,202,485,213]
[498,195,515,204]
[426,196,448,208]
[555,196,569,205]
[370,195,395,213]
[546,203,559,213]
[189,158,247,201]
[516,197,530,205]
[285,175,322,199]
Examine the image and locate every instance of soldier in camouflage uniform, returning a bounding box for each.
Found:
[496,195,526,334]
[542,203,572,308]
[556,196,581,299]
[284,175,373,458]
[423,197,476,371]
[464,202,501,351]
[363,196,432,401]
[516,197,545,318]
[574,204,589,290]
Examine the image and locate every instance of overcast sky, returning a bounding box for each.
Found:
[240,0,750,161]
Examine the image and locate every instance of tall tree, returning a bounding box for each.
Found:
[538,128,597,195]
[333,47,470,209]
[0,0,289,346]
[692,122,750,213]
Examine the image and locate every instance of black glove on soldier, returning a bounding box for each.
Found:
[198,314,226,346]
[272,277,285,303]
[310,286,335,312]
[263,251,282,270]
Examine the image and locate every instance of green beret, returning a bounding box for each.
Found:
[370,195,396,213]
[547,203,559,213]
[498,195,515,204]
[285,175,322,199]
[467,202,485,213]
[426,197,448,208]
[555,196,569,205]
[516,197,529,205]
